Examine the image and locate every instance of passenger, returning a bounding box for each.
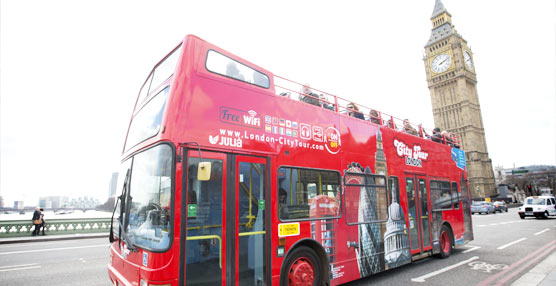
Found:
[431,127,443,143]
[419,124,430,139]
[369,109,381,125]
[320,94,335,111]
[279,188,289,219]
[402,119,419,136]
[446,132,460,149]
[385,119,394,129]
[299,84,320,106]
[441,131,448,144]
[226,62,244,81]
[346,102,365,120]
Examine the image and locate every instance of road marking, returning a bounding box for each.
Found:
[497,238,526,250]
[411,256,479,283]
[468,261,508,273]
[0,244,108,255]
[462,246,481,253]
[0,263,38,269]
[477,241,556,286]
[0,263,41,272]
[534,228,550,235]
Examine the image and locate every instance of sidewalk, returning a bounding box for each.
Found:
[0,232,108,244]
[512,251,556,286]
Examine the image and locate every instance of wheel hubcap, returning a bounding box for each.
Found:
[441,231,450,253]
[289,258,314,286]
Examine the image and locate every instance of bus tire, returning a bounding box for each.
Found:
[438,225,453,259]
[281,246,323,286]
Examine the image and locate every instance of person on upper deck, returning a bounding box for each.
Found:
[346,102,365,120]
[385,119,394,129]
[319,94,335,111]
[446,132,460,149]
[431,127,443,143]
[402,119,419,136]
[369,109,381,125]
[226,62,244,81]
[299,84,321,107]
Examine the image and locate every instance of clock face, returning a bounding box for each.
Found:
[431,54,451,73]
[464,51,473,69]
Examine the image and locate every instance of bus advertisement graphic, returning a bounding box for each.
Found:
[213,106,341,154]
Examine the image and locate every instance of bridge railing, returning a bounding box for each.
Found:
[0,218,112,238]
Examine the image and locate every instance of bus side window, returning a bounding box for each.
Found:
[206,50,270,88]
[451,182,460,209]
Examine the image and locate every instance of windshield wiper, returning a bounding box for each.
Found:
[109,169,138,252]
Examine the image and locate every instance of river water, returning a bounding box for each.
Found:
[0,210,113,221]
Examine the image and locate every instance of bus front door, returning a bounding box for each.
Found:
[405,175,432,255]
[235,156,267,286]
[184,152,227,286]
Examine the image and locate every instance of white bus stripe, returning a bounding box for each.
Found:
[411,256,479,282]
[0,244,108,255]
[497,238,527,250]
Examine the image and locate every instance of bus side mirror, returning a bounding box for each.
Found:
[197,162,212,181]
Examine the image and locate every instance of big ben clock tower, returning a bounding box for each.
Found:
[424,0,496,198]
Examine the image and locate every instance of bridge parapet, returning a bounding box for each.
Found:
[0,218,111,238]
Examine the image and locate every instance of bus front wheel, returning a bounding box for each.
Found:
[438,225,453,259]
[282,246,322,286]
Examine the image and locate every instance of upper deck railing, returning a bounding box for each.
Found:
[273,75,460,148]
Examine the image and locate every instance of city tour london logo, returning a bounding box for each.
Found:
[211,106,341,154]
[394,139,429,167]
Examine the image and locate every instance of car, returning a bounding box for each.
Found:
[493,201,508,213]
[471,201,495,214]
[518,196,556,219]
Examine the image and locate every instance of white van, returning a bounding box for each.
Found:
[518,196,556,219]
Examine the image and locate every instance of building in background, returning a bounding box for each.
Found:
[14,201,24,209]
[38,196,69,209]
[423,0,496,199]
[109,172,118,197]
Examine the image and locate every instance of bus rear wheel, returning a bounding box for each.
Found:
[438,225,453,259]
[282,246,322,286]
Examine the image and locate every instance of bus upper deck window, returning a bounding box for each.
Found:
[206,50,270,88]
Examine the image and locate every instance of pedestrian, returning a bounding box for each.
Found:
[31,207,41,236]
[39,208,46,235]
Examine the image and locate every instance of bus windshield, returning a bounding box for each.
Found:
[125,144,174,251]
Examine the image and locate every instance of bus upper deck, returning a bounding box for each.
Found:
[124,35,459,158]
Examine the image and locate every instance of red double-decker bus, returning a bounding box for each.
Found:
[108,35,473,286]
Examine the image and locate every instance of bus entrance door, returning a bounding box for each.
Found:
[235,156,267,286]
[184,152,227,286]
[405,175,432,255]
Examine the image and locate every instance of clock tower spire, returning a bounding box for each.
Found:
[423,0,496,199]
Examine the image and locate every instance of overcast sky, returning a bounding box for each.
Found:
[1,0,555,206]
